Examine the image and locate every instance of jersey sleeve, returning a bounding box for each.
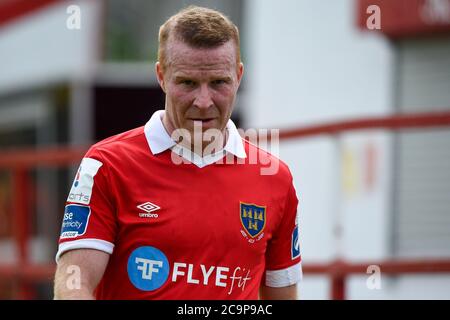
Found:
[264,180,303,287]
[56,146,118,263]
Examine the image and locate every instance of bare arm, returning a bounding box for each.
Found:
[259,283,298,300]
[54,249,110,300]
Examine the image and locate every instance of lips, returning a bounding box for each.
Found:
[189,118,216,123]
[188,118,217,129]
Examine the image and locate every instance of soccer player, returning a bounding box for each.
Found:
[54,6,302,300]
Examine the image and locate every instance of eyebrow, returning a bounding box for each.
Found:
[215,76,232,81]
[174,76,191,81]
[174,75,232,82]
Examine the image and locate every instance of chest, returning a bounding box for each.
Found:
[111,164,284,259]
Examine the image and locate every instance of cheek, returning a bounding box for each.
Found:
[214,87,237,108]
[167,86,192,107]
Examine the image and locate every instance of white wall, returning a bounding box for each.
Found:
[0,0,101,95]
[243,0,393,128]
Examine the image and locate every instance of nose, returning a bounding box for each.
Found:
[193,84,214,110]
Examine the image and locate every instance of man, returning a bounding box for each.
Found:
[54,6,302,300]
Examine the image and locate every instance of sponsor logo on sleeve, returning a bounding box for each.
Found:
[60,204,91,239]
[291,226,300,259]
[67,158,103,205]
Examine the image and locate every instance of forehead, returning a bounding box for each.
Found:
[166,39,237,73]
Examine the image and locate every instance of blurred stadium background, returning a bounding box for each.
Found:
[1,0,450,299]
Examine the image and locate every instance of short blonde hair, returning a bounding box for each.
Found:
[158,6,241,71]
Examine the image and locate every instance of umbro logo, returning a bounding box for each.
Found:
[137,202,160,218]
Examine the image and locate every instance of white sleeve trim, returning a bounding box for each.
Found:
[265,262,303,288]
[56,238,115,263]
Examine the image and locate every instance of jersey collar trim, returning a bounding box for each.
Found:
[144,110,247,167]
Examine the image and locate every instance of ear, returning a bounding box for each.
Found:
[236,62,244,87]
[155,62,166,93]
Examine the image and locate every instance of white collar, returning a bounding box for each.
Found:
[144,110,247,168]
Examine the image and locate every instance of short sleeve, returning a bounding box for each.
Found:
[56,147,117,263]
[264,181,302,287]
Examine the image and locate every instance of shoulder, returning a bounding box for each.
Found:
[242,138,294,184]
[85,126,146,161]
[93,126,145,149]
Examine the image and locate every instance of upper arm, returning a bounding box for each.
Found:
[260,283,298,300]
[54,249,110,299]
[55,152,117,299]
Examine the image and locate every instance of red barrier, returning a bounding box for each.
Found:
[279,110,450,140]
[1,111,450,299]
[304,259,450,299]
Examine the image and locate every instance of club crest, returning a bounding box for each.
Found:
[240,202,266,238]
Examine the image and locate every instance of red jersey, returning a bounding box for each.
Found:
[57,110,302,299]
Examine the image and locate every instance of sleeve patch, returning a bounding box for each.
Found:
[291,226,300,260]
[60,204,91,239]
[67,157,103,205]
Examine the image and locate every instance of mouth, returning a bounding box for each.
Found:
[189,118,216,125]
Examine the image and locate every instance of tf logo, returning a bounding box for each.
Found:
[240,202,266,243]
